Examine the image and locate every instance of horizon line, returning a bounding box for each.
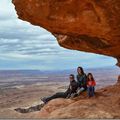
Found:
[0,65,118,71]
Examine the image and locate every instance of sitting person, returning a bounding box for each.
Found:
[41,74,78,104]
[76,67,87,95]
[87,73,96,97]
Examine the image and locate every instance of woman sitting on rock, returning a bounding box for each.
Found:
[76,67,87,95]
[87,73,96,98]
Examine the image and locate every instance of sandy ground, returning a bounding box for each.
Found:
[0,67,119,118]
[0,80,118,119]
[0,82,67,118]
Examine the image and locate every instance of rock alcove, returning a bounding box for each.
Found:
[12,0,120,119]
[12,0,120,67]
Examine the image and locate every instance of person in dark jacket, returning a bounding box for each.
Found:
[76,67,87,95]
[41,74,78,104]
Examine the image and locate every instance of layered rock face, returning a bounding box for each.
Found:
[35,82,120,119]
[12,0,120,66]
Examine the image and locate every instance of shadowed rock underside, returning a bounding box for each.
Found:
[12,0,120,66]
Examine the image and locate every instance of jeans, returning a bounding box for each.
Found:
[43,92,68,103]
[87,86,95,97]
[77,87,85,95]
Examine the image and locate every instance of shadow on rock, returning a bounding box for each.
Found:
[14,103,45,113]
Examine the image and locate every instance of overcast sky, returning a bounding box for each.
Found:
[0,0,117,70]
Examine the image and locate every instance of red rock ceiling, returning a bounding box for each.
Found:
[12,0,120,67]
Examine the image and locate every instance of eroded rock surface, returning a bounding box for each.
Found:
[13,83,120,119]
[11,0,120,118]
[35,83,120,119]
[12,0,120,66]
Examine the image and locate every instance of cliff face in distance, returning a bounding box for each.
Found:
[12,0,120,67]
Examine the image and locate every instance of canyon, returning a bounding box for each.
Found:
[11,0,120,118]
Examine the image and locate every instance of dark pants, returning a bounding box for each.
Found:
[87,86,95,97]
[44,92,68,103]
[43,87,76,103]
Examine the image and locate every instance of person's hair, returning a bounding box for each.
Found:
[77,66,84,74]
[87,73,94,81]
[69,74,74,79]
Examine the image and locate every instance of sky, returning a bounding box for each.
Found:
[0,0,117,70]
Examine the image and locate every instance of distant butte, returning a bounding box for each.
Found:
[12,0,120,66]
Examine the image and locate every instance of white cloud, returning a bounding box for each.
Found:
[0,0,117,70]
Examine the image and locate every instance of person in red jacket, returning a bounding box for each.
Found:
[87,73,96,97]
